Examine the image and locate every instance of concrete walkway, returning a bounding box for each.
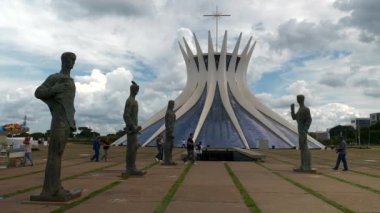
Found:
[228,162,339,213]
[1,145,380,212]
[166,162,249,213]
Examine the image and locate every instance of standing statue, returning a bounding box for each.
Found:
[123,81,146,176]
[31,52,81,202]
[291,94,315,172]
[162,100,177,165]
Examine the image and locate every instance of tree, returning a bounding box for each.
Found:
[76,127,100,139]
[329,125,356,144]
[31,132,45,140]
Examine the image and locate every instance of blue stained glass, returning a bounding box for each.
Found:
[228,85,292,148]
[197,84,244,148]
[138,118,165,146]
[145,86,208,147]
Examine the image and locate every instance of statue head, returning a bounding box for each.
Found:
[130,81,139,96]
[61,52,76,70]
[296,94,305,105]
[167,100,175,111]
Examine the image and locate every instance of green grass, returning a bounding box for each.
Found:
[3,184,42,198]
[0,170,44,181]
[53,161,160,212]
[224,163,261,213]
[322,173,380,196]
[2,162,121,198]
[350,169,380,179]
[267,153,380,195]
[61,163,120,181]
[154,163,193,213]
[257,163,355,213]
[51,181,122,213]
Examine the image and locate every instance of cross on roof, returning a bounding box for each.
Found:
[203,6,231,52]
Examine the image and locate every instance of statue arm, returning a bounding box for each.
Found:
[290,104,297,120]
[304,110,312,132]
[123,100,138,132]
[165,113,174,131]
[35,74,69,100]
[35,75,56,100]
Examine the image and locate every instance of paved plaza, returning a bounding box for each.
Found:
[0,144,380,212]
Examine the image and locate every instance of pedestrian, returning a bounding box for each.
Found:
[23,136,34,166]
[155,133,164,162]
[91,137,101,162]
[181,139,186,148]
[184,133,195,164]
[196,141,203,160]
[333,135,348,171]
[101,137,110,162]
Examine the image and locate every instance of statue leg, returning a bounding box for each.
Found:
[126,133,137,171]
[36,121,71,201]
[163,134,176,165]
[125,133,146,176]
[299,133,311,171]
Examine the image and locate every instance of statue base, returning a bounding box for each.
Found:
[161,161,177,166]
[29,188,82,203]
[122,169,147,178]
[293,168,317,173]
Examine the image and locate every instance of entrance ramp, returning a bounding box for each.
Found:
[199,147,265,162]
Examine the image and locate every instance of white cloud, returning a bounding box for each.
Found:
[1,0,380,136]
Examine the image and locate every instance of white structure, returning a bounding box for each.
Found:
[114,31,324,149]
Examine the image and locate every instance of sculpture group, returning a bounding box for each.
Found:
[31,51,317,202]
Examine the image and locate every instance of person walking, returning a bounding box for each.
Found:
[155,134,164,162]
[333,135,348,171]
[23,136,34,166]
[101,137,110,162]
[196,141,203,160]
[184,133,195,164]
[91,137,101,162]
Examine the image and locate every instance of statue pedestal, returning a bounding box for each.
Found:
[293,168,317,174]
[161,161,177,166]
[29,188,82,203]
[121,170,147,178]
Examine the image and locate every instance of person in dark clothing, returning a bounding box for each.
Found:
[196,141,203,160]
[155,134,164,161]
[333,136,348,171]
[184,133,195,164]
[91,137,101,162]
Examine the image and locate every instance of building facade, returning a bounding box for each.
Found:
[113,32,325,149]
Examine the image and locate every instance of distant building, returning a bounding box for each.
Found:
[351,118,371,145]
[351,118,370,130]
[370,113,380,125]
[313,131,330,141]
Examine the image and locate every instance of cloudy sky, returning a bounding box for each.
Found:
[1,0,379,135]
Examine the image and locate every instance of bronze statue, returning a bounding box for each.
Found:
[123,81,146,176]
[291,94,314,172]
[162,100,176,165]
[31,52,81,202]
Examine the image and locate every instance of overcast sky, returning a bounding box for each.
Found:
[1,0,379,135]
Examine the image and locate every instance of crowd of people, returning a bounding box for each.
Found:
[20,132,349,170]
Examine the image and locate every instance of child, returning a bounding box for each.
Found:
[23,136,34,166]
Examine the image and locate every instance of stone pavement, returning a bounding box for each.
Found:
[0,144,380,212]
[166,162,249,213]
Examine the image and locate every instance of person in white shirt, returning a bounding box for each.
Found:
[23,136,34,166]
